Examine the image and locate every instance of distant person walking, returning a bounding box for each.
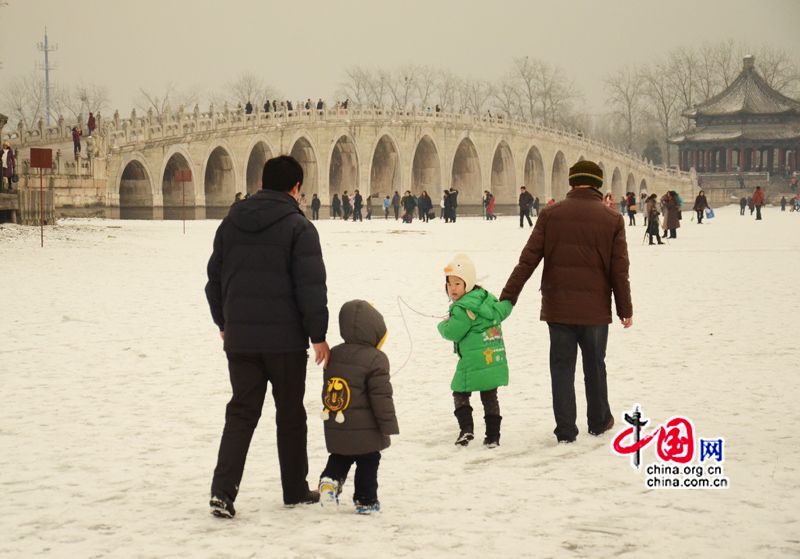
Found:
[392,191,401,220]
[693,190,709,224]
[311,193,321,220]
[740,196,747,216]
[331,193,342,219]
[383,195,391,219]
[752,186,765,220]
[518,186,534,228]
[352,190,363,222]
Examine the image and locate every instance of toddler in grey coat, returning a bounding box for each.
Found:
[318,300,399,514]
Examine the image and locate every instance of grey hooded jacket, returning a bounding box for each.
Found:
[321,300,399,455]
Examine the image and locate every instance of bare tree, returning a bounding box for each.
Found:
[2,70,46,129]
[435,70,459,112]
[337,66,372,107]
[492,73,521,119]
[414,65,438,109]
[135,83,198,118]
[641,62,680,166]
[752,44,800,96]
[604,66,644,151]
[224,72,279,109]
[511,56,540,122]
[52,82,110,122]
[385,66,417,110]
[463,78,494,115]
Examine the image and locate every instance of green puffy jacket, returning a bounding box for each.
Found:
[437,288,513,392]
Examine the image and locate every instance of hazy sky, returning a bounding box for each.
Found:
[2,0,798,117]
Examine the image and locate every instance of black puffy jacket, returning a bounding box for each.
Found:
[205,189,328,352]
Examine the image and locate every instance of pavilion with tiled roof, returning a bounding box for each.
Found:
[670,56,800,174]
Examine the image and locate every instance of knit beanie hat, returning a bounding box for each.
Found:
[444,254,476,292]
[568,160,603,189]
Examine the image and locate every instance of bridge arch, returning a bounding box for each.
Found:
[118,156,155,219]
[329,134,360,199]
[411,134,442,196]
[626,172,636,194]
[451,136,482,202]
[551,151,569,201]
[289,135,320,199]
[370,133,402,197]
[611,167,623,198]
[244,137,275,194]
[490,139,516,203]
[640,178,648,194]
[523,145,545,201]
[203,142,238,218]
[162,151,197,219]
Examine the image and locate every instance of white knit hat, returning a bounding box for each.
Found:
[444,254,476,292]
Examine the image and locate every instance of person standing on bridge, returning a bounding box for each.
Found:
[499,160,632,444]
[205,155,329,518]
[72,127,82,158]
[87,112,96,136]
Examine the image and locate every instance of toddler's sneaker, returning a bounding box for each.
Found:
[209,494,235,519]
[354,500,381,515]
[318,477,340,510]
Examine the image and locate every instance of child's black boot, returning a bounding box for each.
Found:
[454,405,474,446]
[484,415,502,448]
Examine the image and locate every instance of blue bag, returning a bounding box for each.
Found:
[705,208,715,219]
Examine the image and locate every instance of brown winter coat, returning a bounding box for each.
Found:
[752,188,765,207]
[500,186,633,324]
[321,300,399,456]
[665,196,681,230]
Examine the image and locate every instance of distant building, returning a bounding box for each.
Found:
[670,56,800,175]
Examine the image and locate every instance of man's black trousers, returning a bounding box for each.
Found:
[320,452,381,505]
[520,208,533,227]
[547,323,612,442]
[211,351,309,504]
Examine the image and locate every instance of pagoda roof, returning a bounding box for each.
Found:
[685,56,800,118]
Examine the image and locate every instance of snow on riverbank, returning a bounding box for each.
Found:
[1,206,798,558]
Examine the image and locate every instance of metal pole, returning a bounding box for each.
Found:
[182,180,185,234]
[40,168,44,247]
[44,30,51,126]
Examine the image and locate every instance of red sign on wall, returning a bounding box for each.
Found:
[174,169,192,182]
[30,148,53,169]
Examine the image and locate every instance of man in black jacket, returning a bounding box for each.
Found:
[519,186,534,228]
[352,189,363,221]
[205,155,330,518]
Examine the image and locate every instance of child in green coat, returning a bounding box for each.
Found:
[438,254,513,448]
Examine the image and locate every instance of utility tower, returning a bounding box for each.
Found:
[37,28,58,126]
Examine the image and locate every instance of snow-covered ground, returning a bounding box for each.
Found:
[1,205,798,558]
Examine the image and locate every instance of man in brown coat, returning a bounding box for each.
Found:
[500,160,633,443]
[318,300,398,514]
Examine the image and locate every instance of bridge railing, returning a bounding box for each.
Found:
[4,105,690,181]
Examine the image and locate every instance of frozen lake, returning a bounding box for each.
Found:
[1,205,798,557]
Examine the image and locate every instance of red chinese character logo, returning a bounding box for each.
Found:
[656,417,694,463]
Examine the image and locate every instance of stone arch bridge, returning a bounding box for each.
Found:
[14,107,694,219]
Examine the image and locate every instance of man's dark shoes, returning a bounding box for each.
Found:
[589,415,615,436]
[210,494,236,519]
[285,489,320,507]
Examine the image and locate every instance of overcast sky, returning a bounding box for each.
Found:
[2,0,798,116]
